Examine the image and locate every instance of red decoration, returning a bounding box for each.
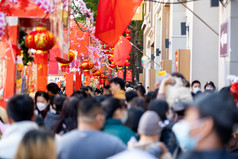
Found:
[109,63,116,69]
[230,82,238,104]
[125,62,131,67]
[95,0,142,47]
[126,69,132,81]
[93,70,101,77]
[114,36,132,66]
[25,27,56,51]
[34,50,48,65]
[109,56,114,62]
[80,59,94,76]
[125,36,131,41]
[55,50,76,64]
[125,29,131,34]
[109,50,114,55]
[118,69,124,79]
[60,64,70,73]
[127,56,131,60]
[100,74,107,79]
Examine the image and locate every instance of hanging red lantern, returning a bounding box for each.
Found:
[109,63,116,69]
[125,36,131,41]
[104,51,110,55]
[125,29,131,34]
[127,56,131,60]
[25,26,56,51]
[108,50,114,55]
[125,62,131,67]
[80,59,94,76]
[109,56,114,62]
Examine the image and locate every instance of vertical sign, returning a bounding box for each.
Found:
[118,69,124,79]
[220,22,228,57]
[126,69,132,81]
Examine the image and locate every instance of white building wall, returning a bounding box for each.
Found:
[169,3,187,72]
[219,0,238,89]
[186,0,219,89]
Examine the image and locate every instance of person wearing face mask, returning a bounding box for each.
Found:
[102,97,135,145]
[191,80,202,98]
[204,81,216,94]
[34,91,50,126]
[172,93,238,159]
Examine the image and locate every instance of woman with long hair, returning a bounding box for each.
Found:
[53,97,80,135]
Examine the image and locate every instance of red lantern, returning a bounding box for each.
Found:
[25,27,56,51]
[108,50,114,55]
[127,56,131,60]
[125,62,131,67]
[104,51,110,55]
[125,29,131,34]
[109,56,114,62]
[80,59,94,76]
[118,64,124,68]
[125,36,131,41]
[109,63,116,69]
[100,74,107,79]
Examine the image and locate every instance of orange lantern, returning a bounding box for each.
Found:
[60,63,70,72]
[93,70,101,77]
[17,63,24,72]
[25,27,56,51]
[80,59,94,76]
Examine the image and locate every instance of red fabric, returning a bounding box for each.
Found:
[113,36,132,66]
[231,83,238,104]
[75,71,82,90]
[49,47,60,75]
[34,53,48,65]
[0,0,45,18]
[117,69,124,79]
[65,72,74,97]
[70,21,89,58]
[95,0,142,47]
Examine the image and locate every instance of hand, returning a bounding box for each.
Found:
[161,77,175,86]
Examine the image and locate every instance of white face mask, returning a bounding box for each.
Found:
[37,102,47,111]
[193,87,201,94]
[121,111,128,124]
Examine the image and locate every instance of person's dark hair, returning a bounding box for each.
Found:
[191,80,201,87]
[130,97,146,110]
[7,95,34,122]
[54,97,80,134]
[22,129,54,144]
[145,91,157,108]
[126,91,138,103]
[101,97,125,119]
[35,91,50,105]
[78,98,103,119]
[95,88,101,95]
[124,107,144,133]
[135,85,146,97]
[148,99,169,121]
[47,83,60,95]
[125,83,131,88]
[110,77,125,90]
[195,93,238,145]
[71,90,88,99]
[93,95,106,103]
[50,95,55,107]
[87,86,93,92]
[104,85,110,90]
[172,72,190,87]
[54,95,67,112]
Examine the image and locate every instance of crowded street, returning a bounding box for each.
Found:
[0,0,238,159]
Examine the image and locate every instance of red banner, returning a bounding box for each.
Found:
[117,69,124,79]
[126,69,132,82]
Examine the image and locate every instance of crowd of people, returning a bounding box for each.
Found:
[0,73,238,159]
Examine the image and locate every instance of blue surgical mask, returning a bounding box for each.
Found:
[172,120,199,151]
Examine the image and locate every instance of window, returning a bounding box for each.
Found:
[211,0,219,7]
